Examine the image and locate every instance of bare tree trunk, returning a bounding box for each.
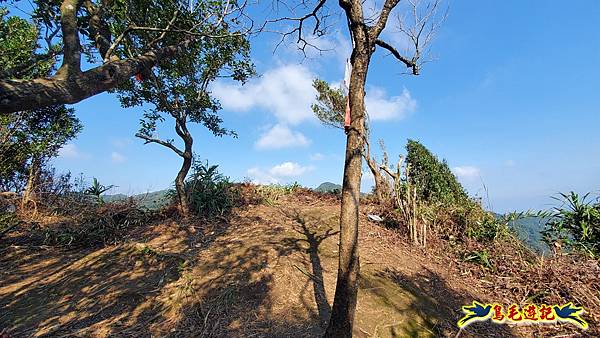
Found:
[364,155,389,204]
[324,47,370,337]
[175,153,192,218]
[174,116,193,218]
[21,155,40,210]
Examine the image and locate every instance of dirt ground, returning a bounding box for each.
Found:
[0,193,590,337]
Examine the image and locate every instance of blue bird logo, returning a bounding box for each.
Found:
[458,301,492,328]
[553,303,588,329]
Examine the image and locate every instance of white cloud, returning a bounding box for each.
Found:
[366,87,417,121]
[213,57,418,151]
[246,167,279,185]
[269,162,314,177]
[310,153,325,161]
[58,143,89,160]
[111,152,127,164]
[213,64,317,126]
[246,161,314,184]
[453,166,481,180]
[255,124,310,150]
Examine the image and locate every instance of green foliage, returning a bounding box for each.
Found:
[405,139,469,205]
[311,79,346,129]
[255,182,301,205]
[115,1,255,140]
[3,1,252,81]
[543,192,600,257]
[184,160,239,218]
[462,249,493,270]
[0,7,57,80]
[0,9,82,192]
[464,207,508,241]
[85,178,116,204]
[0,211,17,232]
[1,106,82,191]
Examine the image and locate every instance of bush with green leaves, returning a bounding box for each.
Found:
[40,201,149,248]
[543,192,600,257]
[85,178,116,204]
[462,249,494,270]
[255,182,302,205]
[406,139,469,206]
[181,160,239,219]
[425,202,511,242]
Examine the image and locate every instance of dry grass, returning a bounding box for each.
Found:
[0,191,597,337]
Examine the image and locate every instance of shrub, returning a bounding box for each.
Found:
[464,208,512,242]
[183,160,240,219]
[255,182,301,205]
[462,249,494,270]
[543,192,600,257]
[85,178,116,204]
[423,202,511,242]
[40,201,148,247]
[405,139,469,206]
[0,211,18,238]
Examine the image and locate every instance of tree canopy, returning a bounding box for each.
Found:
[116,11,254,216]
[0,6,82,191]
[0,106,82,191]
[0,0,252,113]
[311,79,345,130]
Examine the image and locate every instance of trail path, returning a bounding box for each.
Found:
[1,193,516,337]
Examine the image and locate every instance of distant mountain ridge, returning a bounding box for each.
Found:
[104,189,170,210]
[507,215,551,255]
[106,181,345,209]
[314,182,342,193]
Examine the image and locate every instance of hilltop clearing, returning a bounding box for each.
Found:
[0,189,597,337]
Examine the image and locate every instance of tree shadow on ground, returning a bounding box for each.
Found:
[0,242,185,337]
[0,215,233,337]
[361,267,517,338]
[2,200,520,338]
[163,206,339,337]
[278,208,338,328]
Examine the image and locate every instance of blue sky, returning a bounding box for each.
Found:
[42,1,600,212]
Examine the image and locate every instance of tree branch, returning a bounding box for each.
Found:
[55,0,83,78]
[148,10,180,48]
[374,39,419,75]
[83,0,112,59]
[264,0,329,55]
[103,25,249,62]
[0,39,195,113]
[369,0,400,39]
[135,133,184,157]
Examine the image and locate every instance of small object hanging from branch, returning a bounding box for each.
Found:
[343,59,352,133]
